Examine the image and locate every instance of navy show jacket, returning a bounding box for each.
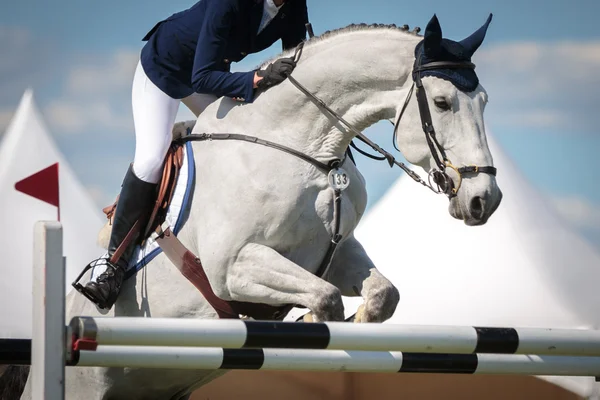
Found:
[140,0,308,103]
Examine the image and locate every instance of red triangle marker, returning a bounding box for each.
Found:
[15,163,60,220]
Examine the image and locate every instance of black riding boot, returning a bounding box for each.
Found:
[83,165,157,309]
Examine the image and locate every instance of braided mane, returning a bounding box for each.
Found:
[308,22,422,43]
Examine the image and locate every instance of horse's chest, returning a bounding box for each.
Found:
[317,182,365,232]
[276,167,367,249]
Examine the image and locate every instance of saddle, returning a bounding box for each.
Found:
[101,137,295,321]
[102,141,185,246]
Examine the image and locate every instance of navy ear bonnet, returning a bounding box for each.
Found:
[413,14,493,92]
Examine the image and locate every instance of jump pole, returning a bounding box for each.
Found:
[70,316,600,357]
[32,221,65,400]
[72,346,600,376]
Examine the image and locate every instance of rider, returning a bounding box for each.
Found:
[79,0,309,310]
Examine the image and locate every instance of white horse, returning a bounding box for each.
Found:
[13,14,502,400]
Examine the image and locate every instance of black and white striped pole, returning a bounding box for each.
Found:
[73,346,600,377]
[69,316,600,357]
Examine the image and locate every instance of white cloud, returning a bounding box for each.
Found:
[0,27,58,107]
[476,41,600,97]
[0,26,139,137]
[503,109,570,129]
[42,49,139,136]
[551,195,600,229]
[45,99,133,134]
[0,27,138,137]
[474,41,600,132]
[65,50,139,96]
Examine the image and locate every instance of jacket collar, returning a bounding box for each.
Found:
[249,0,294,49]
[250,0,265,36]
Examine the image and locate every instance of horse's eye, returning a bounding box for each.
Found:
[434,97,451,111]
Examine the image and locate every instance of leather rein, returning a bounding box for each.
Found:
[287,41,497,198]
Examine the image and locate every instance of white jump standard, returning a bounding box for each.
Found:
[69,316,600,357]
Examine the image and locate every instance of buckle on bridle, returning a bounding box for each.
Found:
[428,169,450,195]
[427,161,464,197]
[444,162,462,196]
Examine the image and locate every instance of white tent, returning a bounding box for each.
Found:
[345,132,600,398]
[0,90,105,338]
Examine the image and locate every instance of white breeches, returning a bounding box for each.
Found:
[131,60,217,183]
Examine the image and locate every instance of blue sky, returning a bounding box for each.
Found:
[1,0,599,247]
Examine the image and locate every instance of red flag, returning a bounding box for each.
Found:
[15,163,60,220]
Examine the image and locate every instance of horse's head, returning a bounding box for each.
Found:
[394,14,502,226]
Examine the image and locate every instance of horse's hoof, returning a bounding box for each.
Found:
[353,304,366,323]
[303,313,314,323]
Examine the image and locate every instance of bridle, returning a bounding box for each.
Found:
[287,41,497,199]
[397,48,497,196]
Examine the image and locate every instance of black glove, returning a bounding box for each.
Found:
[256,57,296,90]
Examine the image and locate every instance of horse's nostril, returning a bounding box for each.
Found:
[470,196,485,220]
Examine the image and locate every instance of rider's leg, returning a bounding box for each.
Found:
[83,61,181,309]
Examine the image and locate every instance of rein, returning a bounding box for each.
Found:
[288,41,497,198]
[286,43,440,195]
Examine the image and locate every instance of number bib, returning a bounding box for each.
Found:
[328,167,350,191]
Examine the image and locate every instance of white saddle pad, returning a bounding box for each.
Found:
[91,141,195,281]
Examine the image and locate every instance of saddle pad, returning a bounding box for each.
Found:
[90,141,195,282]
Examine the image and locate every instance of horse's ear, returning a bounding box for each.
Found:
[459,13,493,58]
[423,14,443,56]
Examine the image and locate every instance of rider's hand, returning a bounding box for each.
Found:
[254,57,296,90]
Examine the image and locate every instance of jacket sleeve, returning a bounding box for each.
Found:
[281,0,308,50]
[191,0,256,102]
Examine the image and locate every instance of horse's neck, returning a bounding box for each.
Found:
[281,30,419,160]
[197,29,420,161]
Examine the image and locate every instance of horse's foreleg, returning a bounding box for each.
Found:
[326,234,399,323]
[222,243,345,322]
